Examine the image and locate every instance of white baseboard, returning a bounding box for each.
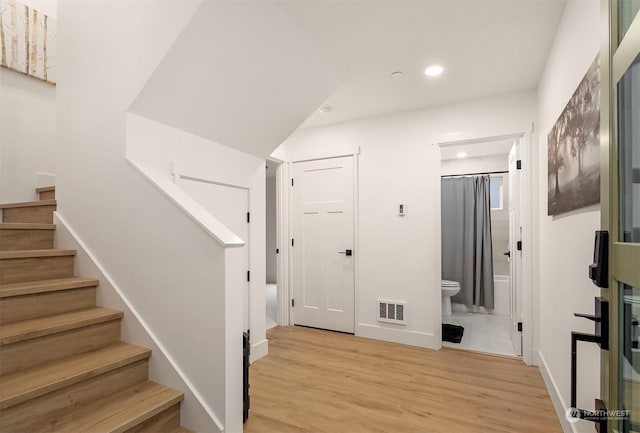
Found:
[250,339,268,363]
[53,212,223,433]
[356,323,440,349]
[534,349,580,433]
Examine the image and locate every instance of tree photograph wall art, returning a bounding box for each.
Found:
[548,55,600,216]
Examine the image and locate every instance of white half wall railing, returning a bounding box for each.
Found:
[125,155,246,433]
[128,159,245,249]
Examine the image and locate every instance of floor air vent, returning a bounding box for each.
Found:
[378,300,407,325]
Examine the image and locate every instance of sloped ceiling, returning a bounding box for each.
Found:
[277,0,566,128]
[129,1,338,158]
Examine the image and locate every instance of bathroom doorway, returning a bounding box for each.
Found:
[266,160,280,330]
[438,135,527,358]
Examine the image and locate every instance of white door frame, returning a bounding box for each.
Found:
[173,161,269,362]
[275,152,360,329]
[437,130,534,365]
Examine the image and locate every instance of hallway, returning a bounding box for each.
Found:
[244,326,561,433]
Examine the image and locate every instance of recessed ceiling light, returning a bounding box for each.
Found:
[456,152,467,158]
[319,106,333,114]
[390,71,404,79]
[424,65,444,77]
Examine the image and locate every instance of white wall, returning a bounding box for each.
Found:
[56,1,235,430]
[441,153,509,176]
[0,0,57,203]
[266,176,277,284]
[128,1,337,159]
[0,68,56,203]
[275,90,536,350]
[534,1,601,432]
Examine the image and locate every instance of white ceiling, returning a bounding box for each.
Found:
[278,0,566,129]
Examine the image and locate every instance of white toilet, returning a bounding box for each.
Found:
[441,280,461,317]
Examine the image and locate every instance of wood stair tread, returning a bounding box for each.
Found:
[0,342,151,410]
[171,427,195,433]
[0,277,99,298]
[35,186,55,193]
[37,380,183,433]
[0,223,55,230]
[0,199,56,209]
[0,249,76,259]
[0,307,123,345]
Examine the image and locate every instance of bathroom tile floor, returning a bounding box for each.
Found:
[442,311,518,357]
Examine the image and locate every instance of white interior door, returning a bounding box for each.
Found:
[177,178,250,331]
[508,142,523,356]
[292,156,354,333]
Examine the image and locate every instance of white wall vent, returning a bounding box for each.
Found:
[378,300,407,325]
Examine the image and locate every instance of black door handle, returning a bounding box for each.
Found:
[503,251,511,258]
[570,297,610,431]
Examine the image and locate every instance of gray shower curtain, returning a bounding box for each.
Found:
[441,175,494,309]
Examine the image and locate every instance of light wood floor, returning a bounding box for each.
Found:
[244,326,562,433]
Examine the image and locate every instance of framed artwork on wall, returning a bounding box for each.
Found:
[0,0,56,84]
[547,54,600,216]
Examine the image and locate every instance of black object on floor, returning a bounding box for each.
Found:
[442,324,464,343]
[243,330,250,423]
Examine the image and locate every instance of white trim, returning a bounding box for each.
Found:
[250,339,269,363]
[353,154,361,333]
[436,133,525,147]
[290,152,359,164]
[356,323,439,349]
[276,162,291,326]
[521,127,534,365]
[267,155,286,164]
[178,175,250,192]
[53,211,225,432]
[534,350,576,433]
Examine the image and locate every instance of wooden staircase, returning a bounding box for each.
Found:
[0,187,193,433]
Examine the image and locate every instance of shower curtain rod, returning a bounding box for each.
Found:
[441,170,508,178]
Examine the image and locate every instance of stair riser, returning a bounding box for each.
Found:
[0,287,97,324]
[125,404,181,433]
[38,191,55,201]
[2,206,56,224]
[0,320,121,376]
[0,229,54,251]
[0,360,149,432]
[0,256,75,284]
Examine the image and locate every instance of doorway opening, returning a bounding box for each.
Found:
[438,135,526,358]
[266,160,280,330]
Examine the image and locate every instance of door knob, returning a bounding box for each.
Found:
[338,249,353,256]
[503,251,511,258]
